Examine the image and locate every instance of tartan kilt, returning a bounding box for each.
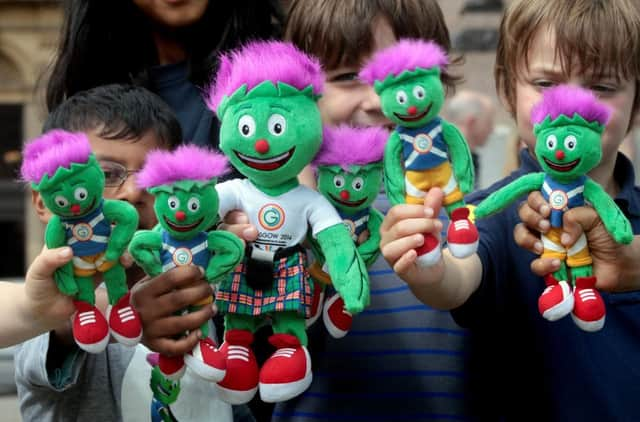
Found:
[215,251,313,317]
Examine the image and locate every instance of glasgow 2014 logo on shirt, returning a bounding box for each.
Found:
[258,203,285,231]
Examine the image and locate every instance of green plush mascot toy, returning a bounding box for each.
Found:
[359,39,478,267]
[128,145,244,382]
[206,41,370,404]
[474,85,633,332]
[306,125,386,338]
[20,129,141,353]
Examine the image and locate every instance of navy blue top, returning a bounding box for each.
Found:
[454,149,640,421]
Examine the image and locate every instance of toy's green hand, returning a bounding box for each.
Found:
[358,208,383,268]
[316,223,370,313]
[384,132,406,206]
[442,120,474,194]
[475,173,545,218]
[103,199,139,262]
[584,178,633,244]
[128,229,163,277]
[205,230,244,282]
[54,262,78,296]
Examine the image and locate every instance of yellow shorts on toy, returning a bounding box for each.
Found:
[405,161,463,206]
[542,227,592,267]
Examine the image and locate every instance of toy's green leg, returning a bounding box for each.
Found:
[569,264,593,285]
[224,313,262,333]
[552,262,569,283]
[103,263,128,305]
[444,199,466,216]
[76,275,96,305]
[271,311,307,346]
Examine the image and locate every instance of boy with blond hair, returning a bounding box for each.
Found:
[381,0,640,420]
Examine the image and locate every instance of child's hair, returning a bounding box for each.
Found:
[45,0,284,111]
[314,125,387,170]
[43,84,182,149]
[284,0,461,93]
[495,0,640,120]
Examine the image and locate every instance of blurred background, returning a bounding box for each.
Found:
[0,0,637,420]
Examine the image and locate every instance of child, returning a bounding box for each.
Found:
[272,1,469,420]
[380,0,640,420]
[14,84,237,421]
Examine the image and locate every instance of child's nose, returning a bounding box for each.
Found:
[555,150,565,160]
[255,139,270,154]
[407,105,418,115]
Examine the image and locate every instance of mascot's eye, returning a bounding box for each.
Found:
[187,197,200,212]
[333,175,345,188]
[74,187,88,201]
[268,114,286,136]
[396,90,408,105]
[352,177,364,191]
[413,86,426,99]
[55,195,69,207]
[167,196,180,210]
[238,115,256,138]
[564,135,577,151]
[546,134,557,150]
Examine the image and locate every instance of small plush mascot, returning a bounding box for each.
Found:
[129,145,244,381]
[20,129,141,353]
[307,125,386,338]
[474,85,633,332]
[206,40,370,404]
[359,39,478,267]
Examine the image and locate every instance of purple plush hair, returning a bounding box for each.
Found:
[314,125,388,170]
[206,41,324,112]
[20,129,92,183]
[531,85,611,125]
[136,145,229,189]
[359,39,449,85]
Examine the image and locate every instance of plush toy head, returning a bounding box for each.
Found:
[531,85,610,183]
[314,125,386,213]
[21,129,104,218]
[207,41,324,187]
[137,145,229,240]
[359,39,448,129]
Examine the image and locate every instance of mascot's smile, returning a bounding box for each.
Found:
[394,103,432,123]
[543,157,580,172]
[164,215,203,232]
[329,194,368,207]
[235,148,295,171]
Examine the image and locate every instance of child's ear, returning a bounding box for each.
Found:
[31,190,52,223]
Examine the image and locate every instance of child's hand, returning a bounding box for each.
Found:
[515,192,624,290]
[218,209,258,242]
[130,265,214,356]
[380,188,445,285]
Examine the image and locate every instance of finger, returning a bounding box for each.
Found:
[146,331,201,356]
[27,246,74,281]
[147,283,214,319]
[518,201,549,233]
[423,187,444,218]
[219,223,258,242]
[144,306,213,338]
[134,265,205,297]
[381,233,426,264]
[562,206,598,246]
[119,252,134,268]
[393,249,418,275]
[224,209,250,225]
[530,257,561,277]
[380,204,430,233]
[528,191,550,218]
[513,223,543,254]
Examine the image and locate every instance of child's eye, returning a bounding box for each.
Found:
[331,72,359,82]
[533,80,555,89]
[589,84,617,96]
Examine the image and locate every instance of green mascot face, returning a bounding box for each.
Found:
[219,82,322,187]
[317,163,383,214]
[39,159,104,218]
[534,123,602,182]
[377,70,444,128]
[150,182,218,240]
[150,366,180,405]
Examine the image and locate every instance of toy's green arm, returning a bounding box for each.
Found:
[383,131,406,206]
[128,227,163,277]
[584,178,633,244]
[358,208,383,268]
[316,223,370,313]
[102,199,139,262]
[205,230,244,283]
[474,173,545,218]
[45,216,77,296]
[442,119,474,194]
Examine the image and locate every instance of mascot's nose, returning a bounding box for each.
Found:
[407,105,418,115]
[555,150,565,160]
[175,211,186,221]
[70,204,81,214]
[255,139,270,154]
[340,190,350,200]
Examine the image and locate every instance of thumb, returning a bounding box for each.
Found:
[423,187,444,218]
[27,246,73,281]
[561,207,596,246]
